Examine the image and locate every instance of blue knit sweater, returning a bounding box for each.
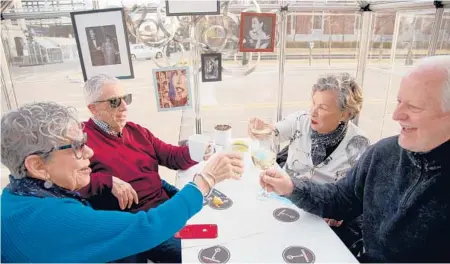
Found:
[288,136,450,262]
[1,183,202,262]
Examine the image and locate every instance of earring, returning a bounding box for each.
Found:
[44,178,53,189]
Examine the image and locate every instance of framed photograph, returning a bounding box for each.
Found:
[152,66,193,112]
[201,53,222,82]
[70,8,134,81]
[165,0,220,16]
[239,12,277,53]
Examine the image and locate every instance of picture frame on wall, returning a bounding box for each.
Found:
[152,66,193,112]
[165,0,220,16]
[239,12,277,53]
[70,8,134,81]
[201,53,222,82]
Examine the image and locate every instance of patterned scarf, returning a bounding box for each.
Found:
[7,175,88,205]
[310,122,348,166]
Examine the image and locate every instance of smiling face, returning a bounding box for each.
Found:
[393,65,450,152]
[310,90,350,134]
[25,126,94,191]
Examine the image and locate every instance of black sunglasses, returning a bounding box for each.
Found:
[57,132,88,159]
[95,94,132,108]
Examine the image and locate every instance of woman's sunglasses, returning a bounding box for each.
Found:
[95,94,132,108]
[57,132,88,159]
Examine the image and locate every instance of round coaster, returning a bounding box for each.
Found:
[273,208,300,222]
[198,245,231,263]
[208,197,233,210]
[282,246,315,263]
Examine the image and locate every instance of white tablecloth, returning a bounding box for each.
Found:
[177,140,358,263]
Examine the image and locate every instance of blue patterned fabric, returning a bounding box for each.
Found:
[8,175,88,205]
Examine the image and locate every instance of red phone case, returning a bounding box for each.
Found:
[174,224,218,239]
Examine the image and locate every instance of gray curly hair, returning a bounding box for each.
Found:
[312,72,363,120]
[84,74,119,105]
[1,102,81,179]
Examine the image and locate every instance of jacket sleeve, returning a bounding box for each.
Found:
[286,145,372,221]
[13,183,203,263]
[274,111,308,144]
[78,169,113,197]
[137,125,197,170]
[162,180,179,198]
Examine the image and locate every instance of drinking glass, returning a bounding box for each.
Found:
[250,138,277,200]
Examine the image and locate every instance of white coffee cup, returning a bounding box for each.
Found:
[188,134,210,162]
[214,124,232,150]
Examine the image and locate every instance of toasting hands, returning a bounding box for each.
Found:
[259,168,294,196]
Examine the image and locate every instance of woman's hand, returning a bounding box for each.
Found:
[200,152,244,186]
[260,168,294,196]
[248,117,273,140]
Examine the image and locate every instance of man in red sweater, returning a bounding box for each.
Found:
[79,74,201,263]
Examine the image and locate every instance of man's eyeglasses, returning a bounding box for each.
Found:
[57,132,88,159]
[95,94,132,108]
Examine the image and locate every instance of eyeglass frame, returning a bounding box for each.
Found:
[93,94,132,109]
[56,132,88,159]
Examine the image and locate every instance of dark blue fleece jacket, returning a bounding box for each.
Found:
[288,136,450,263]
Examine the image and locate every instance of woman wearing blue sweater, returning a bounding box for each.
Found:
[0,102,244,263]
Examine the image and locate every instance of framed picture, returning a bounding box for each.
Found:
[201,53,222,82]
[239,12,277,53]
[70,8,134,81]
[165,0,220,16]
[152,66,193,112]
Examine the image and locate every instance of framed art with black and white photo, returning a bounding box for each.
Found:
[239,12,277,53]
[152,66,193,112]
[165,0,220,16]
[201,53,222,82]
[70,8,134,81]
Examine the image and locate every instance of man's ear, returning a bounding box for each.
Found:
[87,104,96,114]
[24,155,49,181]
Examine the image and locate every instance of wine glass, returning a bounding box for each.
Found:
[250,138,277,200]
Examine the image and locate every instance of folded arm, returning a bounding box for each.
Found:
[162,179,179,198]
[78,168,113,197]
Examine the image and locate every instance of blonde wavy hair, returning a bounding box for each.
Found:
[312,72,363,120]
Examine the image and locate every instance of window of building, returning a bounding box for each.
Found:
[312,13,324,30]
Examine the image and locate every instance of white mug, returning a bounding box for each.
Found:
[188,134,210,162]
[214,124,232,150]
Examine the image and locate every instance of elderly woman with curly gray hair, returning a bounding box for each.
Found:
[0,102,244,262]
[248,72,370,252]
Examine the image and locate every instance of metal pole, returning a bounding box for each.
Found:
[379,11,401,139]
[427,5,444,56]
[192,16,202,134]
[276,3,288,124]
[353,10,372,126]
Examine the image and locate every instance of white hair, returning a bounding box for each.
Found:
[1,102,81,179]
[83,74,119,105]
[417,55,450,112]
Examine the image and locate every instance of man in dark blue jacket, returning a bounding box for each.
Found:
[261,55,450,263]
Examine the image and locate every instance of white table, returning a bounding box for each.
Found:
[177,140,358,263]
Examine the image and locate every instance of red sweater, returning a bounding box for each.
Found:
[80,119,197,212]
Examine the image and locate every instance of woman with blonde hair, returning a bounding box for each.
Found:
[249,72,369,251]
